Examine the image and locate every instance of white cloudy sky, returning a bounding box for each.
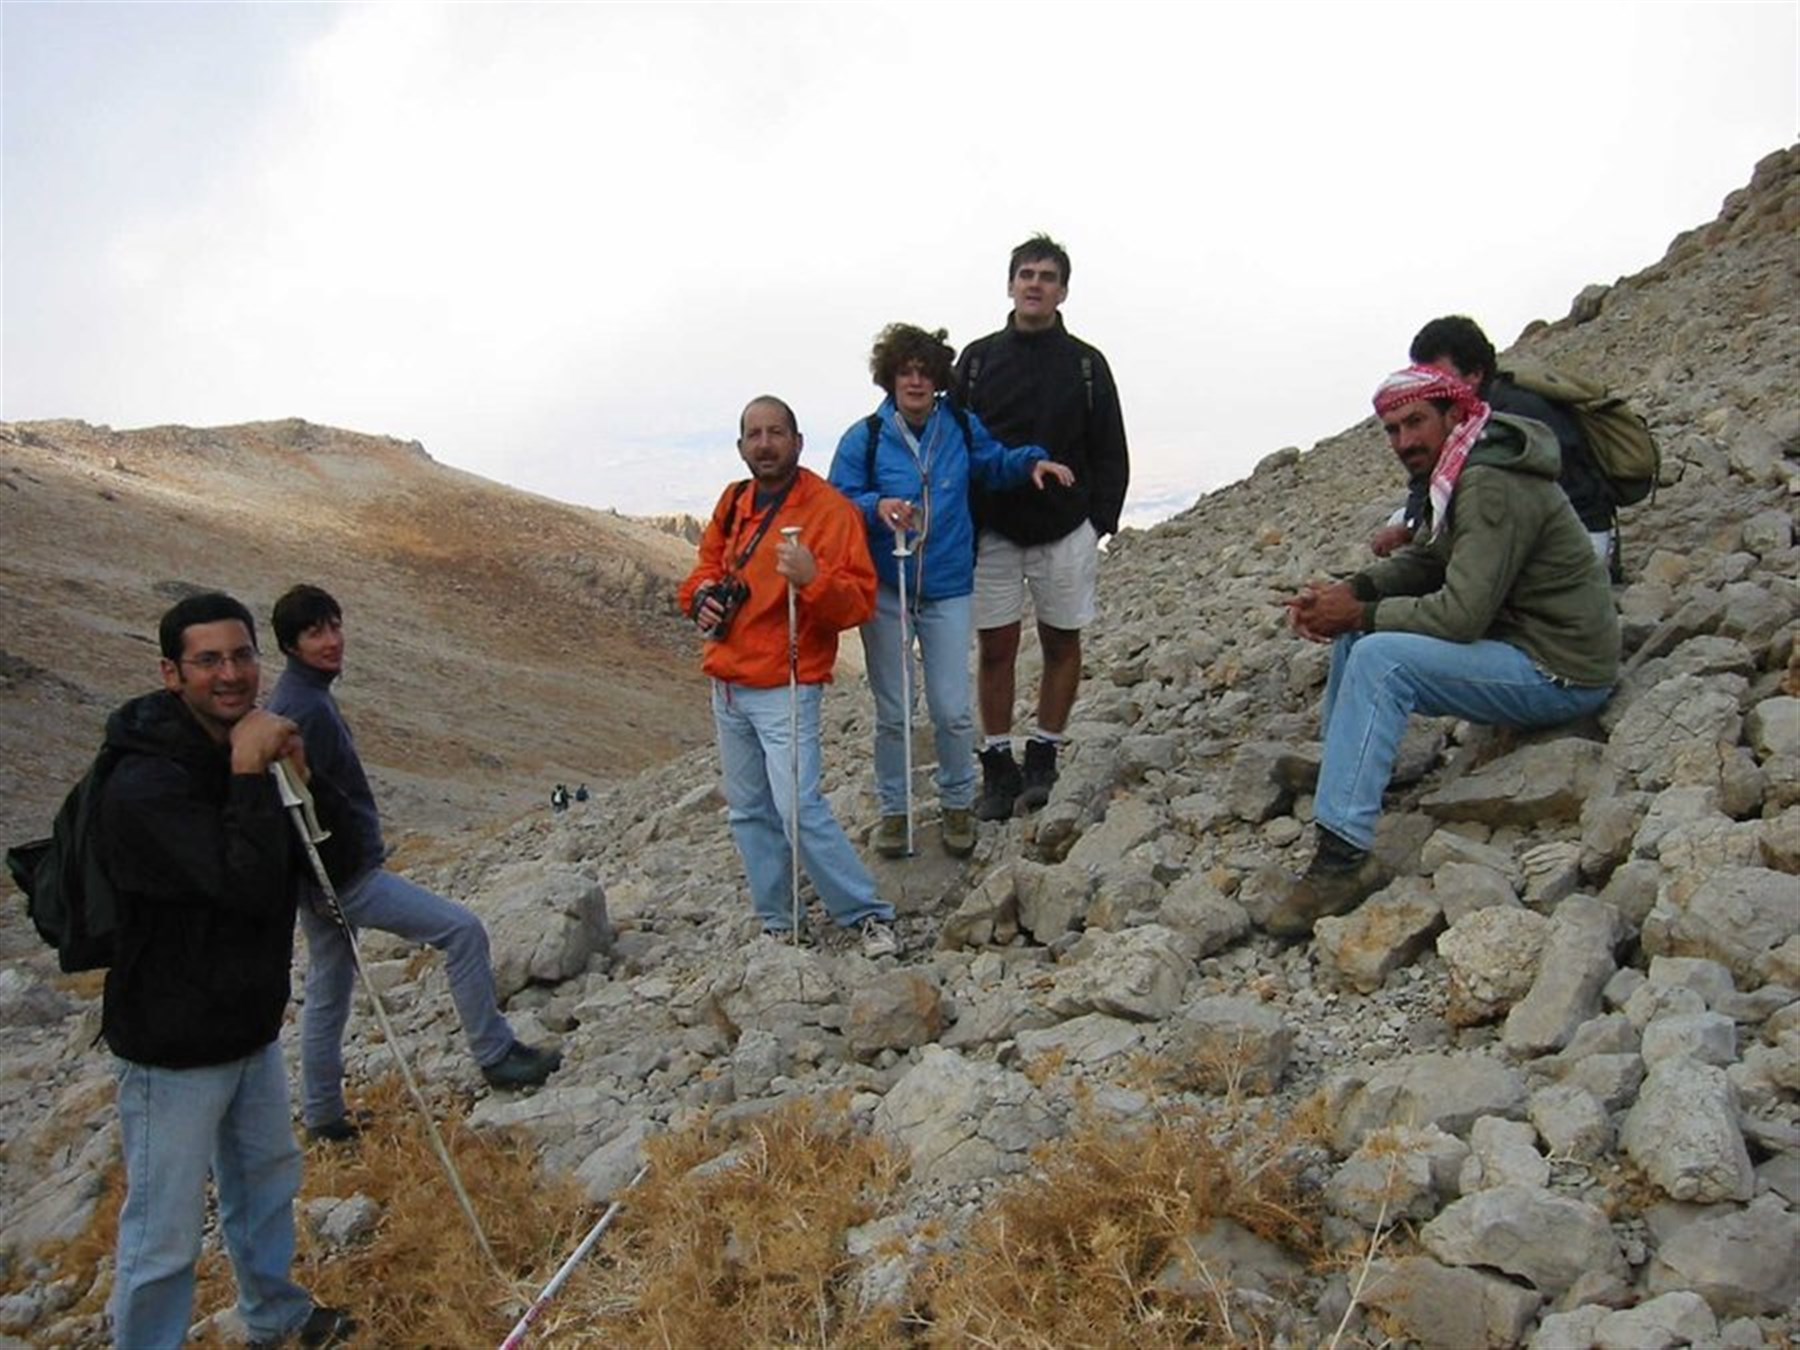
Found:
[5,2,1795,526]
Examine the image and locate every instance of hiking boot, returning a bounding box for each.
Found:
[249,1304,357,1350]
[975,744,1022,821]
[874,813,909,858]
[1264,829,1390,938]
[304,1108,374,1145]
[1017,738,1060,813]
[858,916,898,959]
[481,1040,562,1089]
[941,807,976,859]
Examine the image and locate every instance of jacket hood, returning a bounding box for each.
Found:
[104,689,221,767]
[1468,412,1562,480]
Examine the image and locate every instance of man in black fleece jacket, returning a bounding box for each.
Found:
[100,592,352,1350]
[955,233,1129,821]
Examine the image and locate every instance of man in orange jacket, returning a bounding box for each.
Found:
[679,395,899,957]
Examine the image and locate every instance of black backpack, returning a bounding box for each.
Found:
[5,747,122,972]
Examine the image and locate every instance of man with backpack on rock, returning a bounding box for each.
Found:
[1385,315,1655,575]
[1277,366,1620,938]
[96,592,354,1349]
[954,234,1129,822]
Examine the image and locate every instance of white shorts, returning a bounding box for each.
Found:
[973,520,1099,631]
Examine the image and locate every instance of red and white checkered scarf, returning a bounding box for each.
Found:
[1373,365,1491,539]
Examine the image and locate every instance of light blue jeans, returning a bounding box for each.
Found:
[712,680,893,932]
[1316,632,1613,852]
[112,1042,313,1349]
[299,868,515,1129]
[860,586,977,814]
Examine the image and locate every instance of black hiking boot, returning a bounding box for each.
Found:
[1017,738,1060,813]
[975,744,1022,821]
[1265,827,1390,938]
[249,1304,357,1350]
[481,1041,562,1089]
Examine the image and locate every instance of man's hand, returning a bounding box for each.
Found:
[1369,524,1414,557]
[692,587,727,632]
[1286,580,1365,643]
[1030,460,1076,490]
[776,537,818,588]
[877,498,917,533]
[230,709,302,775]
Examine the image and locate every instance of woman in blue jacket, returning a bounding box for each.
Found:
[829,323,1073,859]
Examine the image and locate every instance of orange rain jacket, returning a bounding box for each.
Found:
[677,468,876,689]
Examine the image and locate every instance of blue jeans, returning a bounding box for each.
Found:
[860,586,977,813]
[712,680,893,932]
[112,1042,313,1348]
[299,868,515,1129]
[1316,632,1613,852]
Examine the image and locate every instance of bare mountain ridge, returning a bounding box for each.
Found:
[0,414,713,885]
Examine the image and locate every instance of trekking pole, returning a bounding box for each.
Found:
[496,1162,650,1350]
[270,761,507,1281]
[891,514,915,856]
[780,525,803,945]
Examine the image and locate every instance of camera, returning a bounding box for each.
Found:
[695,577,750,640]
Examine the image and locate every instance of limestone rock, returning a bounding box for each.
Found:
[1420,738,1605,826]
[872,1046,1054,1186]
[1359,1256,1541,1350]
[1313,883,1443,994]
[1605,674,1745,791]
[1593,1291,1717,1350]
[1646,1193,1800,1316]
[1438,906,1551,1025]
[1502,898,1622,1055]
[1325,1123,1466,1225]
[1333,1053,1527,1154]
[1459,1116,1549,1192]
[846,970,945,1060]
[1046,924,1195,1022]
[1621,1058,1754,1203]
[1420,1184,1627,1296]
[1642,866,1800,983]
[1166,995,1292,1094]
[484,861,611,997]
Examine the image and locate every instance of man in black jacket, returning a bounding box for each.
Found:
[100,593,351,1349]
[955,234,1129,819]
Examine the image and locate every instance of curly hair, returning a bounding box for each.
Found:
[869,323,954,395]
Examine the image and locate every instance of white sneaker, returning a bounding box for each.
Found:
[858,917,898,958]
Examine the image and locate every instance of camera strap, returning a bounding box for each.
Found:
[727,477,797,572]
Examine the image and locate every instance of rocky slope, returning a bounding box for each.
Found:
[2,146,1796,1346]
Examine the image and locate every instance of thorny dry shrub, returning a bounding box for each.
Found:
[551,1094,910,1348]
[914,1105,1324,1349]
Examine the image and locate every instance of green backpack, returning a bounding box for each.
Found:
[1500,358,1660,506]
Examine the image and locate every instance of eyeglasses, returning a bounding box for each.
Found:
[180,647,260,673]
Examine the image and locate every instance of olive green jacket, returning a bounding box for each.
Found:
[1351,414,1619,688]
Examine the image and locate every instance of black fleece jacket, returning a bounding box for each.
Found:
[98,690,300,1068]
[955,313,1129,545]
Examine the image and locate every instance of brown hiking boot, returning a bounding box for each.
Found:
[874,814,909,858]
[941,808,976,858]
[1264,829,1389,938]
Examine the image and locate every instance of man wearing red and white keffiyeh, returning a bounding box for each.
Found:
[1370,364,1491,540]
[1268,364,1619,939]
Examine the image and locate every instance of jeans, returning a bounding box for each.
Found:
[112,1042,312,1348]
[712,680,893,932]
[299,868,515,1128]
[860,586,977,814]
[1316,632,1613,852]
